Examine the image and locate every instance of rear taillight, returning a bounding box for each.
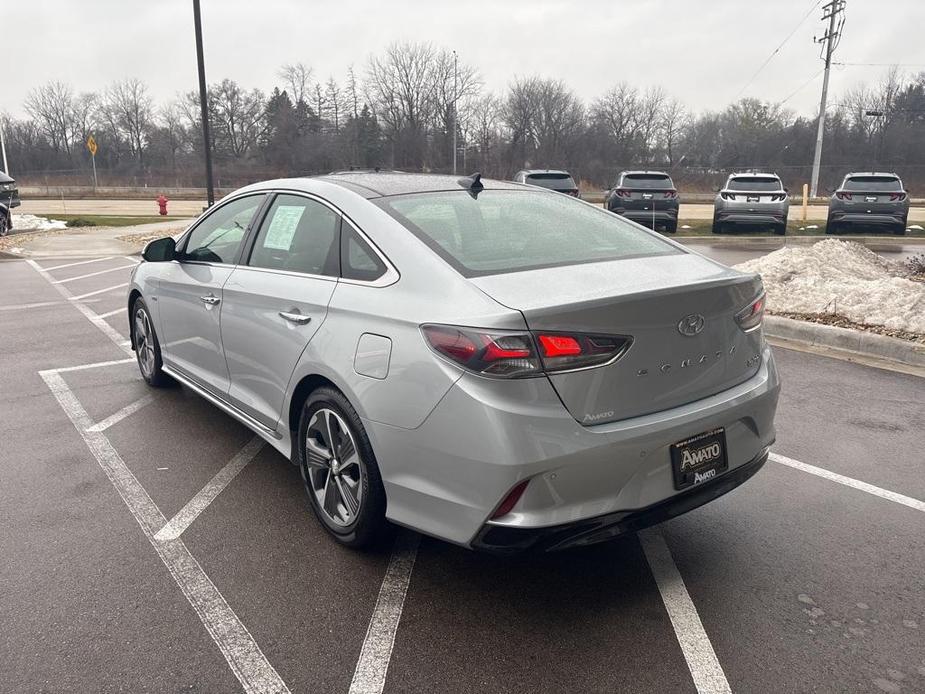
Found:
[664,190,677,199]
[835,191,852,200]
[890,192,906,201]
[615,188,631,198]
[721,192,736,201]
[422,325,631,378]
[734,292,766,332]
[771,193,787,202]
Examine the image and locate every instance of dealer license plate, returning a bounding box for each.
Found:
[670,428,728,490]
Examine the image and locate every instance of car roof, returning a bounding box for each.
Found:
[844,171,900,178]
[518,169,573,176]
[318,172,525,198]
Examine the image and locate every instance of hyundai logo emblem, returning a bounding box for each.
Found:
[678,314,705,336]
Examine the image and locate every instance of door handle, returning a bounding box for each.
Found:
[200,295,221,306]
[279,311,312,325]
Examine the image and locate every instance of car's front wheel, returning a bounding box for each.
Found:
[0,211,9,237]
[298,387,387,548]
[132,298,170,387]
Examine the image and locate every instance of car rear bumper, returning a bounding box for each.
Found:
[830,211,905,226]
[472,447,769,552]
[716,207,787,224]
[367,343,780,549]
[615,209,678,223]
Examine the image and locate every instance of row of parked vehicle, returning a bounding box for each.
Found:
[516,168,912,236]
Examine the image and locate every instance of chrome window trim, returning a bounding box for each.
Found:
[229,263,339,283]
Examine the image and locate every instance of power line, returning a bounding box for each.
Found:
[779,67,826,106]
[735,0,823,99]
[834,61,925,68]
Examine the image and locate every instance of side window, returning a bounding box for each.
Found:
[248,194,340,277]
[183,195,263,264]
[341,224,387,282]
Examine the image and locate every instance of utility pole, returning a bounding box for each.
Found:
[809,0,845,198]
[0,119,9,175]
[193,0,215,207]
[452,50,458,175]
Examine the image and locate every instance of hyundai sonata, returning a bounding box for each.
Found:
[129,172,779,552]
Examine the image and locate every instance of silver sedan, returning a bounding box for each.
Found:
[129,172,780,552]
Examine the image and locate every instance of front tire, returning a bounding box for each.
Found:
[0,211,9,237]
[298,387,388,549]
[131,298,170,387]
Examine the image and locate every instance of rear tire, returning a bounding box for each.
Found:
[711,217,723,234]
[0,210,9,237]
[131,298,170,387]
[825,217,838,235]
[893,223,907,236]
[298,387,388,549]
[665,220,678,234]
[774,221,787,236]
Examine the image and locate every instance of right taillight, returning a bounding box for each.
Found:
[890,192,906,201]
[421,325,631,378]
[735,292,766,332]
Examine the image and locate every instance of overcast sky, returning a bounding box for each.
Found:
[4,0,924,120]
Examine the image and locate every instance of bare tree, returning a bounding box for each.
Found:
[659,97,689,167]
[209,79,267,159]
[504,77,584,169]
[101,79,154,165]
[24,81,82,156]
[345,65,361,120]
[278,62,312,106]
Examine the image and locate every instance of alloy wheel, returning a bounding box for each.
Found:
[134,307,156,378]
[304,408,364,527]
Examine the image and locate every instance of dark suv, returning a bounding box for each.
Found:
[0,171,20,236]
[827,172,910,236]
[605,171,679,233]
[513,170,580,197]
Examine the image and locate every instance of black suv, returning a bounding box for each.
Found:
[605,171,679,233]
[0,171,20,236]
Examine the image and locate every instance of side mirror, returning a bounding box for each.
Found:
[142,237,176,262]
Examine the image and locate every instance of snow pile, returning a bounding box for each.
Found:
[735,239,925,334]
[11,214,68,232]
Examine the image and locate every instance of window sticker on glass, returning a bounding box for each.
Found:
[263,205,305,250]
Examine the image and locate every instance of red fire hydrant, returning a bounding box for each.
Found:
[157,194,169,216]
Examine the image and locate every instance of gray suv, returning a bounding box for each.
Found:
[0,171,20,237]
[605,171,679,233]
[713,173,789,236]
[513,169,580,197]
[826,172,910,236]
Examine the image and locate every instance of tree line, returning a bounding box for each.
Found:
[3,41,925,192]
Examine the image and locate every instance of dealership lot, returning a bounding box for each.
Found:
[1,256,923,694]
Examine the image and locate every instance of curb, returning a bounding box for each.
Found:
[763,315,925,367]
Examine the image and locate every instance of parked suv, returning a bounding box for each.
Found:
[0,171,20,237]
[513,170,580,197]
[713,173,789,236]
[827,172,910,236]
[605,171,679,233]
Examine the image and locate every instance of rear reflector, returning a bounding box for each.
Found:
[490,480,529,519]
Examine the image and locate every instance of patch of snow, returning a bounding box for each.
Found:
[681,224,692,229]
[735,239,925,334]
[804,224,819,229]
[908,224,923,231]
[11,214,68,232]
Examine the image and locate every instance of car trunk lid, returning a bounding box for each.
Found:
[470,253,764,424]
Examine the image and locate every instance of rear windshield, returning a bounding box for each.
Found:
[843,176,902,192]
[376,190,677,277]
[727,177,782,192]
[622,174,673,189]
[524,173,577,190]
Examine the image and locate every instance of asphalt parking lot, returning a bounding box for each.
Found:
[1,255,924,694]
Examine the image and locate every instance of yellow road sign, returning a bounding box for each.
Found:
[86,135,97,156]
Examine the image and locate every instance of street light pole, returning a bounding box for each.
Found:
[193,0,215,207]
[0,119,9,175]
[452,50,458,175]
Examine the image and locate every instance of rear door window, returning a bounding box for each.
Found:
[843,176,902,192]
[248,194,341,277]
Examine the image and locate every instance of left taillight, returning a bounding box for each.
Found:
[421,325,631,378]
[734,292,766,332]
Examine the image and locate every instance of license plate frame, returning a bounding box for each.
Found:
[670,428,729,491]
[746,195,760,203]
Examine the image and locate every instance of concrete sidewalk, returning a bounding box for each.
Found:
[0,219,191,258]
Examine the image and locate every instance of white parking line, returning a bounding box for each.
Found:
[27,259,132,355]
[97,308,125,319]
[155,437,266,542]
[53,264,137,284]
[639,529,731,694]
[40,369,291,694]
[87,394,156,433]
[69,283,129,301]
[770,452,925,512]
[53,357,135,373]
[348,530,421,694]
[43,256,115,271]
[0,300,65,311]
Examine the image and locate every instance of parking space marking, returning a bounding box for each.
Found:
[639,529,731,694]
[40,368,291,694]
[69,283,129,301]
[54,357,135,373]
[27,259,132,355]
[154,437,266,542]
[97,308,124,319]
[0,300,66,311]
[348,530,421,694]
[771,452,925,512]
[53,264,137,284]
[43,256,116,271]
[87,394,157,433]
